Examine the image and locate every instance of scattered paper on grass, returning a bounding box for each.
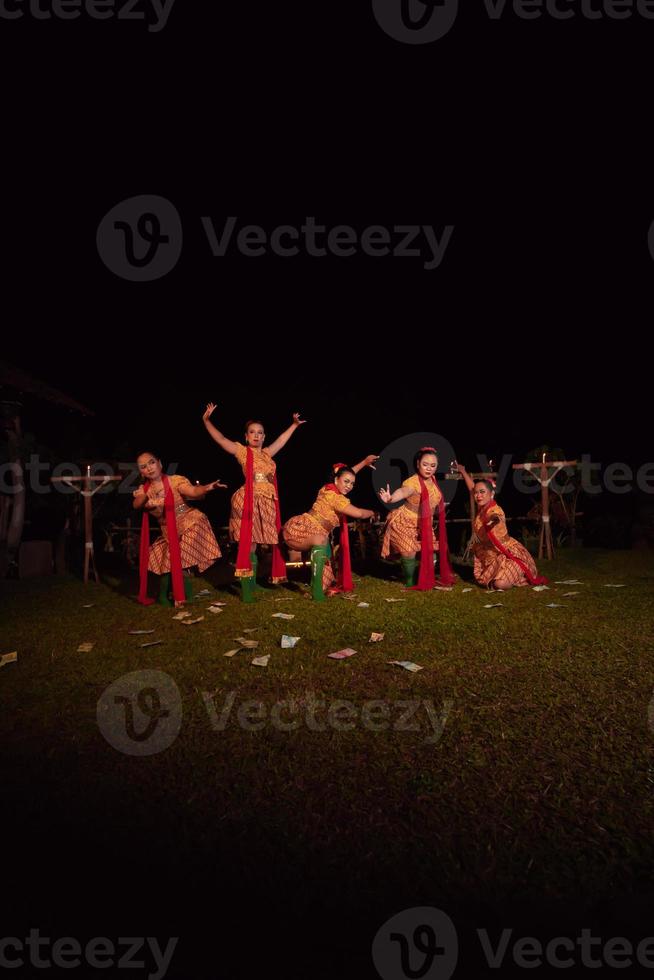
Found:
[562,591,580,597]
[207,606,223,614]
[281,635,300,648]
[357,602,370,608]
[243,628,260,634]
[234,638,259,648]
[462,588,473,593]
[252,655,270,667]
[195,589,212,596]
[385,598,406,603]
[1,652,18,668]
[484,604,503,609]
[128,629,155,635]
[532,585,549,592]
[140,640,163,648]
[173,610,192,620]
[223,649,240,658]
[341,594,359,601]
[77,643,94,653]
[274,598,293,602]
[546,603,564,608]
[555,579,582,585]
[369,632,385,643]
[272,613,295,620]
[328,648,357,660]
[433,586,453,592]
[388,660,423,673]
[604,584,626,588]
[82,604,95,608]
[181,617,204,626]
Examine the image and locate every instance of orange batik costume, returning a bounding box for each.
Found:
[283,484,354,592]
[230,442,287,584]
[381,471,455,590]
[472,500,547,588]
[146,476,221,574]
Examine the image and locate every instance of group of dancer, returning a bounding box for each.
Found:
[133,407,546,606]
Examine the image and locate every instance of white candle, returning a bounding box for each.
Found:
[86,465,91,478]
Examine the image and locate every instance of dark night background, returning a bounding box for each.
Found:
[1,0,653,977]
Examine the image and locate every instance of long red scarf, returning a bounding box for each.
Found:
[323,482,353,593]
[481,501,548,586]
[411,476,455,591]
[235,447,287,583]
[138,475,185,604]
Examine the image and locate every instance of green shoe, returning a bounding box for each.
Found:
[240,575,255,604]
[310,545,328,602]
[250,551,265,592]
[158,573,172,606]
[400,558,418,587]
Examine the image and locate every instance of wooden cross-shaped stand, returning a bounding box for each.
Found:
[50,468,122,583]
[512,458,578,559]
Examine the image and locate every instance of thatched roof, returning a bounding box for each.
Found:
[0,361,94,416]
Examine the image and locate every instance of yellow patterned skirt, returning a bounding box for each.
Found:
[282,512,327,547]
[149,509,221,574]
[229,487,280,546]
[381,507,437,558]
[473,537,537,587]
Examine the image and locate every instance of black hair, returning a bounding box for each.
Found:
[413,448,438,471]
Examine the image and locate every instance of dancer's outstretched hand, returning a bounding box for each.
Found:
[203,403,217,423]
[378,484,392,504]
[362,454,380,470]
[292,413,307,426]
[205,480,227,492]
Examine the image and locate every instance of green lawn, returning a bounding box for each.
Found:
[2,549,654,975]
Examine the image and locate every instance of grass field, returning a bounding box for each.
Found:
[2,549,654,978]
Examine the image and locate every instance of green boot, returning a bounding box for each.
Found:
[239,574,255,604]
[158,572,172,606]
[250,551,265,592]
[310,545,329,602]
[184,575,193,602]
[400,557,418,587]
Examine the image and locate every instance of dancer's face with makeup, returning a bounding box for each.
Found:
[335,471,355,495]
[245,423,265,448]
[137,453,162,482]
[417,453,438,479]
[474,482,493,506]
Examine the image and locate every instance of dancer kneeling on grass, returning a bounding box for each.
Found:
[203,403,305,602]
[455,464,547,589]
[133,452,226,606]
[282,459,378,601]
[379,447,455,590]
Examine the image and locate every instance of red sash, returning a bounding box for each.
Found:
[410,477,455,591]
[323,482,353,593]
[138,475,185,604]
[481,502,548,586]
[235,447,287,583]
